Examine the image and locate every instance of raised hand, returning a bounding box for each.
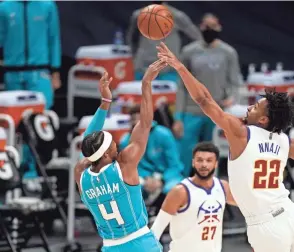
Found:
[157,42,182,71]
[142,59,167,83]
[99,71,113,100]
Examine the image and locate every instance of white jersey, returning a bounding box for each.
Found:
[169,177,226,252]
[228,125,290,218]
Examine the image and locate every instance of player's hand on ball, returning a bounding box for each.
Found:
[157,42,182,71]
[142,59,167,83]
[99,71,113,100]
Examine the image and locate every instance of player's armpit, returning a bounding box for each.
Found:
[74,158,91,192]
[220,180,238,207]
[161,184,188,215]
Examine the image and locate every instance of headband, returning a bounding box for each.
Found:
[87,131,113,162]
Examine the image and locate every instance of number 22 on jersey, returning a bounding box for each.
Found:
[253,159,281,189]
[98,200,125,225]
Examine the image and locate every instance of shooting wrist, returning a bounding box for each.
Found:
[101,97,112,103]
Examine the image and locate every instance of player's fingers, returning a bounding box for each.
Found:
[108,77,113,84]
[160,42,169,52]
[156,45,165,54]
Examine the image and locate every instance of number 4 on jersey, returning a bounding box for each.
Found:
[98,200,125,225]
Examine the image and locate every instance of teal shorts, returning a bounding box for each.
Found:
[102,231,162,252]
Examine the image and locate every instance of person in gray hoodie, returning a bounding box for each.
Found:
[173,13,242,176]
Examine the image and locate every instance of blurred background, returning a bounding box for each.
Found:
[0,1,294,252]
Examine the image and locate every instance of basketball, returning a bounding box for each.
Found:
[137,4,174,40]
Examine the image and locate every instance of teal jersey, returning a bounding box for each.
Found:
[80,161,148,239]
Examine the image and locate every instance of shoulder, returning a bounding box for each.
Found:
[131,8,141,19]
[182,41,203,54]
[167,183,189,200]
[218,41,238,56]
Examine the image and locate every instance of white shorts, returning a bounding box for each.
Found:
[246,200,294,252]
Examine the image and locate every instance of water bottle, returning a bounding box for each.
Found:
[113,28,124,52]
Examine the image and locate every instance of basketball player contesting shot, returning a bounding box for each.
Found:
[152,142,236,252]
[74,59,167,252]
[157,42,294,252]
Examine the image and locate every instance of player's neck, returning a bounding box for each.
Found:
[91,160,112,173]
[191,175,214,190]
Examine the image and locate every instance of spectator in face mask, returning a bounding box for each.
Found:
[173,13,242,177]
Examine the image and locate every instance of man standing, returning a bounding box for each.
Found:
[0,0,61,109]
[173,13,242,176]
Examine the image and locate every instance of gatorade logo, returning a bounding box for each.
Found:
[114,61,126,80]
[34,114,54,141]
[0,158,13,180]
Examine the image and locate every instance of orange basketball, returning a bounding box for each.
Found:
[137,4,174,40]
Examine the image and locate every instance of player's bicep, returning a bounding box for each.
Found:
[161,185,188,215]
[119,121,150,165]
[200,98,245,136]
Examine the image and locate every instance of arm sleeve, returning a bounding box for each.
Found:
[225,48,242,98]
[126,12,140,55]
[176,11,202,41]
[48,2,61,72]
[79,108,108,159]
[151,210,173,240]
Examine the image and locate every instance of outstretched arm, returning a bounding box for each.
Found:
[157,42,246,138]
[118,60,167,184]
[76,72,113,184]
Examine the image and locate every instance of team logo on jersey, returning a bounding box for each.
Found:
[197,199,223,225]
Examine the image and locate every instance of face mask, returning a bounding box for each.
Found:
[202,28,220,44]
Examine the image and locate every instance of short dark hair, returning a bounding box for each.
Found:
[129,105,140,116]
[192,142,219,160]
[261,89,293,133]
[81,131,104,166]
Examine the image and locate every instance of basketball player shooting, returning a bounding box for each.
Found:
[157,42,294,252]
[151,142,236,252]
[74,59,167,252]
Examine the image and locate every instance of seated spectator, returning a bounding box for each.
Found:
[119,105,184,197]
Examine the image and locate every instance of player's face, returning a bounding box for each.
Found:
[244,98,269,127]
[200,16,221,32]
[192,151,218,180]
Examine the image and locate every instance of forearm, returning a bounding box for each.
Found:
[177,64,213,104]
[151,210,172,240]
[140,81,153,128]
[83,102,110,137]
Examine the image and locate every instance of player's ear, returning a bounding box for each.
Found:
[215,161,218,169]
[259,115,269,126]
